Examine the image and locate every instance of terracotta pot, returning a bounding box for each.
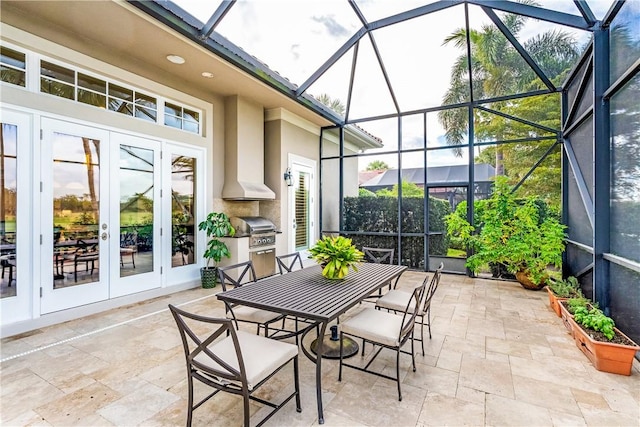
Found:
[547,287,567,317]
[515,270,546,290]
[558,300,575,337]
[569,316,640,376]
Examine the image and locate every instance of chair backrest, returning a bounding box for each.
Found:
[398,275,429,342]
[276,252,303,275]
[421,262,444,314]
[363,247,395,264]
[217,261,257,292]
[168,304,247,387]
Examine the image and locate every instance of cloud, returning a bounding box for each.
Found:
[312,15,350,38]
[291,44,300,61]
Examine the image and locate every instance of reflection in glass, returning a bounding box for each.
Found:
[52,133,100,288]
[171,155,195,267]
[120,145,154,276]
[294,169,310,251]
[1,123,17,298]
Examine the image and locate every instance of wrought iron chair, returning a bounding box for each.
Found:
[168,304,301,427]
[338,274,429,401]
[276,252,304,275]
[217,261,285,336]
[362,247,397,296]
[275,252,315,343]
[374,262,444,355]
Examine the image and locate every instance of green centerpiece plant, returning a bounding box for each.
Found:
[309,235,364,280]
[198,212,235,288]
[446,176,566,290]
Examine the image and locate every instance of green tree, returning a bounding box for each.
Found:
[376,180,424,197]
[366,160,390,171]
[316,93,345,115]
[438,0,578,185]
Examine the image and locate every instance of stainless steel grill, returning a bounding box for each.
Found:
[230,216,277,278]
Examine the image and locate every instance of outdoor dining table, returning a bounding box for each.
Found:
[216,262,407,424]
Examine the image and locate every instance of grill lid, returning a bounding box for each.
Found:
[230,216,276,236]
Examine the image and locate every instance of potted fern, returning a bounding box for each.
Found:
[308,235,364,280]
[198,212,235,288]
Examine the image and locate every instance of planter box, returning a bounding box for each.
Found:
[547,287,567,317]
[558,300,575,337]
[569,317,640,376]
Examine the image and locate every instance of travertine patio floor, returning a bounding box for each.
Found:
[1,271,639,426]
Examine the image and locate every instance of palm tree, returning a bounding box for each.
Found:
[438,1,578,176]
[366,160,390,171]
[316,93,345,116]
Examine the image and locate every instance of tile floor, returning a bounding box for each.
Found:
[1,271,639,426]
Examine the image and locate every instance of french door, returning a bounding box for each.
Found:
[40,119,161,313]
[288,155,315,255]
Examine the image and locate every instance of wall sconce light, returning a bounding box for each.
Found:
[283,167,293,187]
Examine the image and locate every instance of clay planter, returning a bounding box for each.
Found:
[547,287,567,317]
[515,270,546,290]
[569,316,640,376]
[558,300,575,337]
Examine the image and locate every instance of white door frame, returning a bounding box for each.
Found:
[287,154,316,257]
[0,109,34,323]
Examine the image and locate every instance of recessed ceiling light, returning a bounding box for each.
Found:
[201,72,214,78]
[166,54,185,64]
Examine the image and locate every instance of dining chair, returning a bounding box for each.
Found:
[338,274,429,401]
[276,252,304,275]
[275,252,315,343]
[362,246,397,295]
[374,262,444,355]
[168,304,301,427]
[217,261,285,337]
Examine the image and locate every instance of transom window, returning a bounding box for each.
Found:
[0,46,26,87]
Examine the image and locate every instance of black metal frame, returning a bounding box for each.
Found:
[168,304,301,427]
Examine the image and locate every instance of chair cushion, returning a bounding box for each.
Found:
[341,308,404,347]
[194,330,298,391]
[228,306,282,324]
[376,289,415,312]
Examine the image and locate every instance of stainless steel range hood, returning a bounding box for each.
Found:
[222,96,275,201]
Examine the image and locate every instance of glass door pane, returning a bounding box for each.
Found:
[0,123,17,298]
[119,145,154,277]
[171,155,196,267]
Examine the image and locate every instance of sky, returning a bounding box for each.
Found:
[171,0,616,169]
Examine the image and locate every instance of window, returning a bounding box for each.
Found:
[0,46,26,87]
[165,102,200,133]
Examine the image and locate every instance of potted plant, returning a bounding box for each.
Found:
[445,176,566,290]
[308,235,364,280]
[564,300,639,376]
[546,276,581,317]
[197,212,235,288]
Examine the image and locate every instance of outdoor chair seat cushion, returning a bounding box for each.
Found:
[376,289,424,315]
[227,306,283,324]
[341,308,404,347]
[193,330,298,391]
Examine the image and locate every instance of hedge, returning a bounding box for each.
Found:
[342,196,451,268]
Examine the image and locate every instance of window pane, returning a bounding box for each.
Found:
[78,73,106,93]
[41,61,74,84]
[0,66,25,87]
[40,79,74,100]
[108,98,133,115]
[1,123,18,298]
[135,93,157,109]
[78,90,106,108]
[135,106,157,122]
[1,46,25,69]
[184,108,199,123]
[183,120,199,134]
[164,115,181,129]
[172,155,196,267]
[164,102,182,117]
[109,84,133,101]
